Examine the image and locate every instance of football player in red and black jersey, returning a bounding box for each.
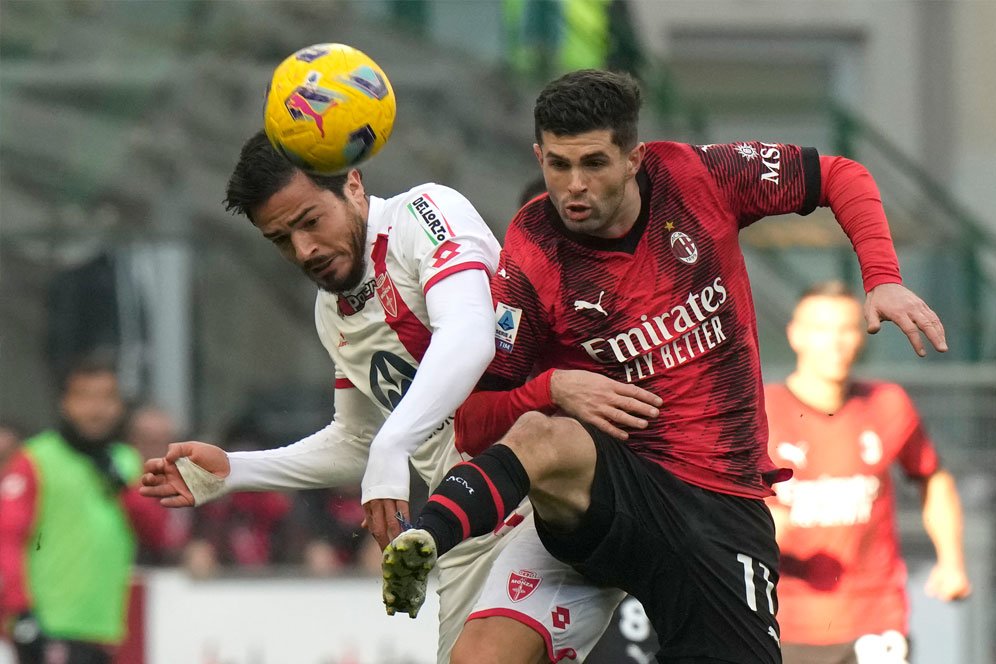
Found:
[382,69,948,664]
[766,281,969,664]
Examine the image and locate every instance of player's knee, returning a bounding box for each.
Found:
[505,411,558,452]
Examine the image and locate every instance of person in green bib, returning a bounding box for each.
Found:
[0,353,167,664]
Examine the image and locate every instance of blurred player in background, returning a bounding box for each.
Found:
[766,281,971,664]
[382,68,949,664]
[0,353,167,664]
[141,130,635,663]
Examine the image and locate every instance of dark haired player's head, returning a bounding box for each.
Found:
[531,70,646,239]
[533,69,641,149]
[224,130,370,293]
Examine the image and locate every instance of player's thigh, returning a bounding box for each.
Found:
[503,413,597,522]
[451,617,546,664]
[434,531,511,663]
[461,514,624,663]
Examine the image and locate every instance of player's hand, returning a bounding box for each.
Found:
[139,441,230,507]
[864,283,947,357]
[925,562,972,601]
[362,498,410,550]
[550,369,663,440]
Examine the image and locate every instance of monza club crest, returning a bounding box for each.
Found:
[508,569,542,602]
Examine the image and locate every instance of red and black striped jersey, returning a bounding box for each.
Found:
[489,141,820,498]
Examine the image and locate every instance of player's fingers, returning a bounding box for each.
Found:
[140,471,164,488]
[613,395,659,419]
[161,495,194,508]
[916,311,948,352]
[139,481,178,498]
[384,501,403,542]
[164,442,193,463]
[143,457,165,474]
[895,316,927,357]
[606,408,649,430]
[620,383,663,407]
[367,504,390,549]
[865,306,883,334]
[592,417,629,441]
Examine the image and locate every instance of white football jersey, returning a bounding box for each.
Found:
[315,183,500,494]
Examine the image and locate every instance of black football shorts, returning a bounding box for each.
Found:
[535,422,782,664]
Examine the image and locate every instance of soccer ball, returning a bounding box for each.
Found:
[263,43,396,174]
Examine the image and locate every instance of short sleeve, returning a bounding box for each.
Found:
[486,247,551,387]
[694,142,821,225]
[395,185,501,293]
[889,386,940,479]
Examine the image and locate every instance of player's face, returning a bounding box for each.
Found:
[788,295,865,383]
[253,170,369,293]
[61,371,125,442]
[534,129,645,238]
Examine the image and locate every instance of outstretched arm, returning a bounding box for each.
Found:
[140,386,381,507]
[919,469,972,601]
[821,156,947,356]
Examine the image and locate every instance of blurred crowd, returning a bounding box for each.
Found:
[0,388,382,581]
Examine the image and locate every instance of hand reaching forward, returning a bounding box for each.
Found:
[865,283,947,357]
[139,441,230,508]
[550,369,663,440]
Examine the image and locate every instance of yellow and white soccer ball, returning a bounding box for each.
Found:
[263,43,396,174]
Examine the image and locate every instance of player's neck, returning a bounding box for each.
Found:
[785,372,847,415]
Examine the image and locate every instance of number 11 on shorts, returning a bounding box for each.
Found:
[736,553,774,614]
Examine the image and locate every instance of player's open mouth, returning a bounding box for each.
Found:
[564,204,591,221]
[310,257,336,277]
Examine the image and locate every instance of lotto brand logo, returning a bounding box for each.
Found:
[551,606,571,629]
[507,570,541,602]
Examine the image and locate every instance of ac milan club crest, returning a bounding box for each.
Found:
[507,569,542,602]
[375,272,399,317]
[669,231,699,265]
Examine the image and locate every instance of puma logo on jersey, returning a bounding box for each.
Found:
[767,626,780,645]
[497,268,509,279]
[574,291,607,316]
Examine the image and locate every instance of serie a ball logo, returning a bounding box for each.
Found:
[263,43,396,174]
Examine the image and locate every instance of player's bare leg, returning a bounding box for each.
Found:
[382,412,596,617]
[451,616,547,664]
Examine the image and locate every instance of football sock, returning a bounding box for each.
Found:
[416,444,530,557]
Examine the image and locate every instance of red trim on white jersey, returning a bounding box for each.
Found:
[372,233,431,361]
[466,607,577,662]
[334,377,355,389]
[423,261,490,294]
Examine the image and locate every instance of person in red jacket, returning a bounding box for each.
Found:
[766,281,971,664]
[0,353,167,664]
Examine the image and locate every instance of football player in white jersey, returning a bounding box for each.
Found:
[140,131,641,663]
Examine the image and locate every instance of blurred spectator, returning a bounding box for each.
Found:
[125,405,191,566]
[0,422,25,471]
[181,422,294,578]
[289,488,383,576]
[766,281,971,664]
[0,352,167,664]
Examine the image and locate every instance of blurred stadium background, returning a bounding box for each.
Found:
[1,1,994,662]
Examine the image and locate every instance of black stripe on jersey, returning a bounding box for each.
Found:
[547,169,651,255]
[799,147,821,216]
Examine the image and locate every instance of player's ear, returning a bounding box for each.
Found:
[345,168,365,198]
[627,142,646,177]
[533,143,543,166]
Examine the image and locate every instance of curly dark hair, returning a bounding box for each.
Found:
[224,130,351,222]
[533,69,642,150]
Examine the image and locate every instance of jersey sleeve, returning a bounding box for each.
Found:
[0,453,37,615]
[487,245,552,387]
[694,142,821,225]
[395,185,501,293]
[887,385,940,479]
